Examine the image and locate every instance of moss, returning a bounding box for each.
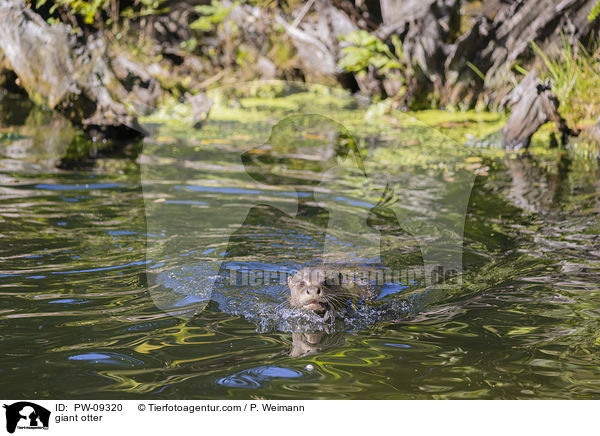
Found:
[141,81,599,175]
[412,109,506,143]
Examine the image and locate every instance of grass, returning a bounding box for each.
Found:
[532,40,600,130]
[531,39,600,158]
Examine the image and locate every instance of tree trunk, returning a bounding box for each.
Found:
[502,71,577,149]
[0,0,145,141]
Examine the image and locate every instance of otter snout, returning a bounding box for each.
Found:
[305,286,321,296]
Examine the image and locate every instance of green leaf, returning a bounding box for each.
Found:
[370,54,390,69]
[466,61,485,81]
[390,34,405,61]
[338,46,371,72]
[190,17,213,31]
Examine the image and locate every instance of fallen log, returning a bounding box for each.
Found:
[187,92,213,129]
[484,0,598,88]
[362,0,599,107]
[452,0,599,105]
[502,71,577,149]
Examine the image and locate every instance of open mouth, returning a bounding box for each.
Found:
[303,301,328,312]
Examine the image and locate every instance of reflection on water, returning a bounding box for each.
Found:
[148,114,428,332]
[290,332,347,357]
[143,105,468,329]
[1,85,600,398]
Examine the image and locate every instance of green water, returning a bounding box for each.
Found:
[1,85,600,399]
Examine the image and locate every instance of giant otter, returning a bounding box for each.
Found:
[287,267,375,320]
[290,331,346,357]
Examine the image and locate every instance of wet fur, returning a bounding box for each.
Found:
[287,267,374,320]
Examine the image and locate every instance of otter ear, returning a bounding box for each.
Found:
[287,275,292,287]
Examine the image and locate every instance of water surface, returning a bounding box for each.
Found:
[1,86,599,399]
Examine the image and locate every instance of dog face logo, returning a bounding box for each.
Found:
[3,402,50,433]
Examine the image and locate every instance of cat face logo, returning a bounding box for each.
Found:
[3,402,50,434]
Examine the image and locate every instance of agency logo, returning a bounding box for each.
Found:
[3,402,50,434]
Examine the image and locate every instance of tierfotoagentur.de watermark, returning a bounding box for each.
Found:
[140,81,477,319]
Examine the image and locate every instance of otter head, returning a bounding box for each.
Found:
[287,268,345,316]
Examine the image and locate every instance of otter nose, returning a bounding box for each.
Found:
[306,286,321,296]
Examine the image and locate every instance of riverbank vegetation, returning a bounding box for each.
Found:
[1,0,599,157]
